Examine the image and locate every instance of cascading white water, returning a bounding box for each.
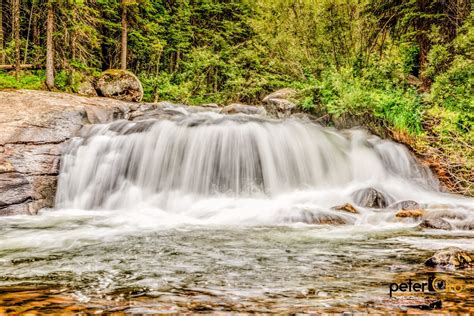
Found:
[53,110,473,227]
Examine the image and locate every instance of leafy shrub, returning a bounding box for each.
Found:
[0,71,45,90]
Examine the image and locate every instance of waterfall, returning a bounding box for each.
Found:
[55,112,439,212]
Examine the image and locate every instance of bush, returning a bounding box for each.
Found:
[316,67,422,134]
[0,71,45,90]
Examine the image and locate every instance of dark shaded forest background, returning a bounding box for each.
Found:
[0,0,472,194]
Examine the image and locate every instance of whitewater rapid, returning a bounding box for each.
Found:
[50,112,474,226]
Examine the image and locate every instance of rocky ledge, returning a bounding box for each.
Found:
[0,90,147,215]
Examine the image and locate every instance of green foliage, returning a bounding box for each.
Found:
[317,65,422,134]
[0,71,45,90]
[429,56,473,112]
[400,44,420,75]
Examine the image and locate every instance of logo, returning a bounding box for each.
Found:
[389,275,467,297]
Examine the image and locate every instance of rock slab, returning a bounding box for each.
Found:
[0,89,139,215]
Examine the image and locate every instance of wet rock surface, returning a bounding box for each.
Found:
[419,218,452,230]
[425,247,473,268]
[351,187,392,208]
[389,200,421,210]
[395,209,425,218]
[331,203,358,214]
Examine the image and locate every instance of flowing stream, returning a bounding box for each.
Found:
[1,112,473,313]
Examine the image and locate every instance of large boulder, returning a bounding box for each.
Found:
[351,187,393,208]
[262,88,297,118]
[96,69,144,102]
[0,90,140,215]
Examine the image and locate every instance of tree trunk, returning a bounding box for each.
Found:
[0,0,4,65]
[45,2,55,89]
[24,2,34,64]
[120,2,127,70]
[12,0,20,78]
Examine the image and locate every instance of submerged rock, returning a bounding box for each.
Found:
[456,220,474,230]
[389,200,421,210]
[96,69,144,102]
[351,187,392,208]
[425,247,473,269]
[285,209,348,225]
[331,203,358,214]
[425,209,467,221]
[419,218,452,230]
[395,209,425,218]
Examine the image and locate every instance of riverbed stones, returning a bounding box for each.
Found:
[96,69,144,102]
[425,247,473,269]
[351,187,392,208]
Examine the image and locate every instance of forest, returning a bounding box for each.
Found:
[0,0,472,194]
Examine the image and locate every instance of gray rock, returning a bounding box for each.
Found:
[419,218,452,230]
[77,80,98,97]
[96,69,144,102]
[389,200,421,210]
[351,187,393,208]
